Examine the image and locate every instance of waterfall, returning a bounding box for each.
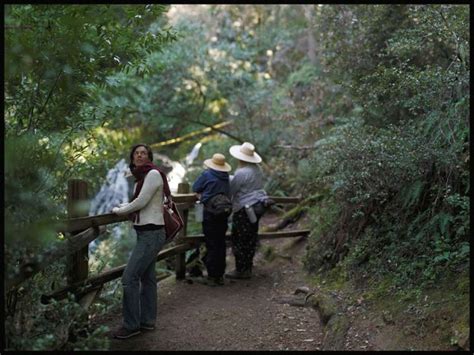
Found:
[152,153,186,193]
[89,158,130,217]
[185,142,202,167]
[88,159,130,252]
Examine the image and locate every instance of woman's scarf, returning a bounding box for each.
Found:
[129,162,169,223]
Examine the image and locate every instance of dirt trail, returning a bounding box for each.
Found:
[97,215,326,351]
[92,213,461,351]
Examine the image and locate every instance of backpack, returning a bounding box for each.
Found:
[204,193,233,217]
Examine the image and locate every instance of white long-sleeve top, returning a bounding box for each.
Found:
[113,169,164,226]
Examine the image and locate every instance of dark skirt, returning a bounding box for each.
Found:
[230,207,262,273]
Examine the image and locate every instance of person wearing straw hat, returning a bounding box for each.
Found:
[226,142,269,280]
[192,153,232,286]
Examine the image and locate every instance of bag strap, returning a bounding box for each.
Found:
[157,169,172,201]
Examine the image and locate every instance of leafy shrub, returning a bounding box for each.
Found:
[302,117,469,286]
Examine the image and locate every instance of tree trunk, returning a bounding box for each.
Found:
[303,5,317,65]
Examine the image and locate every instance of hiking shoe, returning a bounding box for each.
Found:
[140,324,155,331]
[113,327,141,339]
[225,270,251,280]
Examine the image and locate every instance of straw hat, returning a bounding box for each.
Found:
[229,142,262,164]
[204,153,232,172]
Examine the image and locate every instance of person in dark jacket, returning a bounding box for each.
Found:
[192,153,231,286]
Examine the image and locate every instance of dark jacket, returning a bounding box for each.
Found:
[192,168,230,204]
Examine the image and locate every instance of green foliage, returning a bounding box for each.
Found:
[5,134,64,246]
[5,4,174,135]
[302,195,342,274]
[301,4,469,289]
[4,4,175,245]
[4,5,177,350]
[303,118,469,286]
[4,4,176,249]
[287,63,321,87]
[4,260,111,350]
[318,5,469,127]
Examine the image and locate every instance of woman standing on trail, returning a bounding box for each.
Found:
[111,143,167,339]
[192,153,232,286]
[226,142,270,280]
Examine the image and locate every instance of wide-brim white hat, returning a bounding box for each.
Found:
[229,142,262,164]
[204,153,232,172]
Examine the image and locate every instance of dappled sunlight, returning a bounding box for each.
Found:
[208,98,228,114]
[167,5,211,25]
[188,65,206,79]
[208,47,228,61]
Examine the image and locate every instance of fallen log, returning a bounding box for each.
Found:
[261,206,307,232]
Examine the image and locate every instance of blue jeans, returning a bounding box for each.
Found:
[121,228,166,330]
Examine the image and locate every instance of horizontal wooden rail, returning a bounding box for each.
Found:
[59,195,301,234]
[58,213,128,234]
[184,229,311,243]
[6,226,106,291]
[171,193,199,203]
[41,243,193,303]
[172,194,302,204]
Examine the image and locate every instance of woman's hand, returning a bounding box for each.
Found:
[112,202,128,214]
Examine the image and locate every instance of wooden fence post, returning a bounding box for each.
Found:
[66,179,89,286]
[175,182,190,280]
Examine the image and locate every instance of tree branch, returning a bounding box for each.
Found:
[162,113,244,145]
[275,144,315,150]
[38,70,63,116]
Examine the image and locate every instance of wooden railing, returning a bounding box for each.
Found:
[7,179,310,306]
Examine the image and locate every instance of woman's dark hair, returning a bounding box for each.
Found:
[129,143,154,170]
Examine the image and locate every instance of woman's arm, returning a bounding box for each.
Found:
[229,170,245,198]
[192,172,207,193]
[113,170,162,215]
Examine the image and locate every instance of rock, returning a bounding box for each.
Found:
[294,286,310,295]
